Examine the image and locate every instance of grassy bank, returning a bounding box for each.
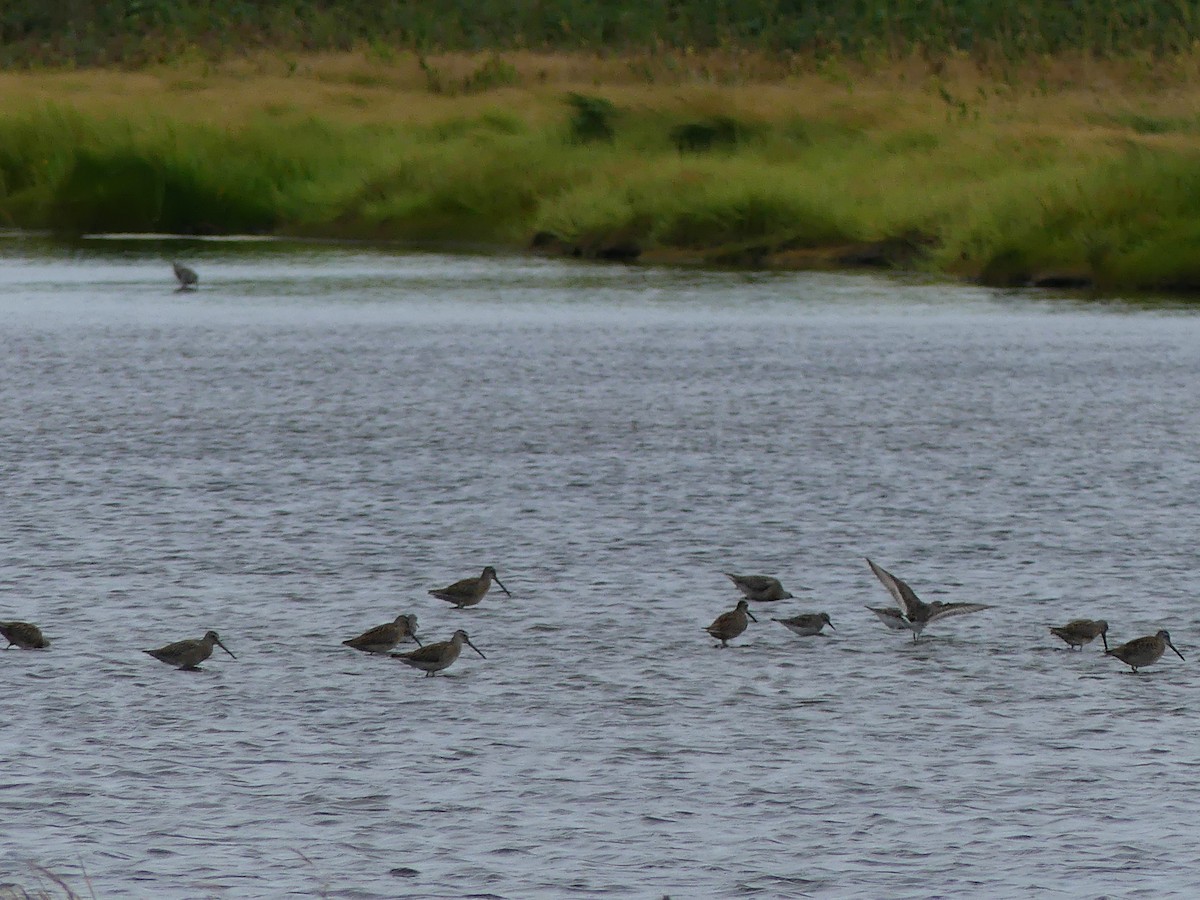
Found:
[3,51,1200,290]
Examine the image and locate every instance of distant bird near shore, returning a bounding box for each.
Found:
[343,614,422,654]
[1105,630,1184,673]
[724,573,796,603]
[1,621,49,650]
[430,567,511,609]
[144,630,235,670]
[865,558,991,642]
[773,612,835,637]
[705,599,757,647]
[172,261,198,291]
[1049,619,1109,651]
[392,629,485,676]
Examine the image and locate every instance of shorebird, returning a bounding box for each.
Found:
[391,629,485,676]
[1105,630,1185,673]
[1049,619,1109,651]
[773,612,835,636]
[865,557,991,642]
[429,567,511,609]
[724,573,795,602]
[172,261,198,292]
[144,630,236,670]
[705,599,757,647]
[1,621,50,650]
[343,614,422,654]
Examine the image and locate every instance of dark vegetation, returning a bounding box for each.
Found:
[3,1,1199,67]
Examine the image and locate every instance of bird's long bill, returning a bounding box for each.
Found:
[1100,633,1109,651]
[493,576,512,596]
[466,638,487,659]
[413,635,424,647]
[827,620,837,630]
[746,610,758,623]
[1168,640,1185,660]
[216,638,237,659]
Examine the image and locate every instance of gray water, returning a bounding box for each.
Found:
[1,241,1198,898]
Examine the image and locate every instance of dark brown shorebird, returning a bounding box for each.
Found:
[172,261,198,291]
[1105,630,1185,674]
[430,566,511,609]
[865,557,991,643]
[773,612,835,637]
[704,599,757,648]
[724,573,795,602]
[391,629,485,676]
[1049,619,1109,651]
[1,621,50,650]
[144,630,236,670]
[342,614,422,654]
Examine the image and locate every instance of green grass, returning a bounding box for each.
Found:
[4,55,1200,291]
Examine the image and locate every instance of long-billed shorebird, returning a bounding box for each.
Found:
[724,573,796,602]
[343,614,422,654]
[1105,630,1185,673]
[172,261,198,292]
[705,599,757,648]
[865,557,991,642]
[430,567,511,609]
[1,621,50,650]
[391,629,485,676]
[144,630,236,670]
[1049,619,1109,651]
[773,612,835,636]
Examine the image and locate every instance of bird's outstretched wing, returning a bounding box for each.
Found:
[925,602,991,622]
[866,558,924,618]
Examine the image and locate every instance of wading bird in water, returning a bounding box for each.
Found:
[773,612,835,636]
[429,567,511,609]
[1049,619,1109,651]
[1105,630,1184,673]
[865,558,991,642]
[172,261,198,291]
[1,621,49,650]
[705,599,757,648]
[724,573,796,602]
[342,614,422,654]
[392,629,485,676]
[144,630,236,670]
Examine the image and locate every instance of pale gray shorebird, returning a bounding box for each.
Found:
[1049,619,1109,651]
[391,629,485,676]
[705,599,757,648]
[343,614,422,654]
[172,261,198,292]
[430,566,511,609]
[1105,630,1185,673]
[724,573,795,602]
[773,612,835,637]
[865,557,991,643]
[144,630,236,670]
[1,621,49,650]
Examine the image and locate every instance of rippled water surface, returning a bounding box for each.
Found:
[2,241,1199,898]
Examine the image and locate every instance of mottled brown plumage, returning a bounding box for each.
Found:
[430,567,511,608]
[1105,630,1184,673]
[343,614,421,653]
[724,573,794,602]
[1049,619,1109,651]
[1,621,49,650]
[773,612,835,636]
[391,629,485,676]
[144,630,236,670]
[705,599,757,647]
